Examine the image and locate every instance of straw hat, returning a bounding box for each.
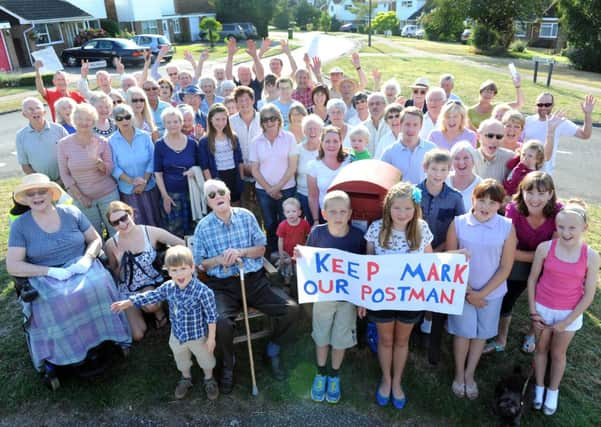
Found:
[479,79,498,94]
[409,77,430,88]
[329,66,344,74]
[14,173,62,205]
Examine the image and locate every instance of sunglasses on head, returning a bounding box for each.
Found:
[446,100,462,106]
[25,188,48,198]
[132,98,146,103]
[115,114,132,122]
[144,87,159,91]
[485,133,504,140]
[109,213,129,227]
[207,189,227,199]
[412,89,427,95]
[261,116,278,123]
[536,102,553,108]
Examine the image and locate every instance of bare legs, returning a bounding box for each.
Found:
[377,321,414,398]
[453,336,486,387]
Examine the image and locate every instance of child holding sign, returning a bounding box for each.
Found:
[528,200,599,415]
[360,182,433,409]
[446,179,516,400]
[301,190,366,404]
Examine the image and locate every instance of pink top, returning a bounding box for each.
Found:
[249,129,298,190]
[58,133,116,200]
[536,239,588,310]
[505,202,561,251]
[427,128,477,151]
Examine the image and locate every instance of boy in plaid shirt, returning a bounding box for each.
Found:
[111,245,219,400]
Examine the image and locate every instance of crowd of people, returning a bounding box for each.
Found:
[7,37,599,417]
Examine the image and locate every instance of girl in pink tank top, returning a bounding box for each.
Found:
[527,201,599,416]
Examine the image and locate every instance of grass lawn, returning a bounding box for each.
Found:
[333,50,601,123]
[0,174,600,425]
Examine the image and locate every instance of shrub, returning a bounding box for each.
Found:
[510,40,527,53]
[472,23,505,54]
[318,12,331,32]
[74,29,108,47]
[330,15,342,32]
[100,19,120,37]
[0,72,53,88]
[564,45,601,72]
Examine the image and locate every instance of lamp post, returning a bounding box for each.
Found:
[368,0,372,47]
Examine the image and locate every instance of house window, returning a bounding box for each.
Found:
[172,19,181,34]
[344,5,353,10]
[141,20,159,34]
[401,1,413,7]
[539,22,558,39]
[34,23,63,45]
[514,21,527,38]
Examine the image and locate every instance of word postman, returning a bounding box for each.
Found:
[296,246,469,315]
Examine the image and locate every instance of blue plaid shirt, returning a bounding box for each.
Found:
[130,278,217,344]
[192,207,266,278]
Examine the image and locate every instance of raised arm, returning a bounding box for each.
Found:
[34,60,47,98]
[194,50,209,81]
[258,37,272,58]
[150,46,169,81]
[246,39,264,82]
[281,39,297,77]
[351,53,368,91]
[225,37,237,80]
[507,74,524,110]
[575,95,595,139]
[544,110,566,161]
[77,60,94,99]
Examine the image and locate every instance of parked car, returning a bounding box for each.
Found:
[340,23,358,33]
[461,29,471,44]
[237,22,258,39]
[131,34,174,62]
[415,29,425,39]
[218,23,247,41]
[61,38,146,68]
[401,25,419,37]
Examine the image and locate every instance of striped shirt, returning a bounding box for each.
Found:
[131,278,217,344]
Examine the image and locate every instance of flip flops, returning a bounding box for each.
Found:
[483,340,505,354]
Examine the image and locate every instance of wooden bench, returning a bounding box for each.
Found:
[185,236,276,345]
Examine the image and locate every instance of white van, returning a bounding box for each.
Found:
[401,25,418,37]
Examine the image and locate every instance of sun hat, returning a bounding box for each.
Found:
[329,66,344,74]
[184,85,204,96]
[409,77,430,88]
[479,79,498,94]
[14,173,62,205]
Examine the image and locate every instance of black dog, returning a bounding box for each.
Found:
[494,365,533,426]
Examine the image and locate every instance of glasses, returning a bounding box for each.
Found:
[412,89,427,95]
[159,85,171,89]
[109,213,129,227]
[386,113,400,120]
[484,133,504,140]
[207,189,227,199]
[144,87,159,91]
[112,99,124,106]
[536,102,553,108]
[131,98,146,103]
[115,114,132,122]
[261,116,279,123]
[168,72,178,77]
[25,188,48,198]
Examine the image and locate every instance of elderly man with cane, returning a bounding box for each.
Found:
[192,179,299,394]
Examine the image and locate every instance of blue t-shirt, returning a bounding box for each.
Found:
[306,224,366,255]
[8,205,91,266]
[154,136,199,193]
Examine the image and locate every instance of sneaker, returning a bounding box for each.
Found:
[204,377,219,401]
[174,377,193,399]
[311,374,327,402]
[326,376,341,404]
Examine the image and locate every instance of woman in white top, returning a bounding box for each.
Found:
[326,99,352,148]
[296,114,323,225]
[446,141,482,212]
[307,125,350,224]
[374,103,403,160]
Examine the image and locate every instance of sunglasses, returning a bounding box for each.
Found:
[536,102,553,108]
[484,133,504,140]
[386,113,401,120]
[144,87,159,91]
[207,189,227,199]
[109,213,129,227]
[113,99,124,105]
[25,188,48,198]
[261,116,279,123]
[115,114,132,122]
[131,98,146,103]
[412,89,427,95]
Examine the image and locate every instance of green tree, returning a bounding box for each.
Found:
[351,2,377,23]
[199,17,222,48]
[371,11,400,34]
[294,0,321,30]
[421,0,467,41]
[559,0,601,72]
[272,1,291,30]
[466,0,543,50]
[216,0,275,37]
[318,11,332,33]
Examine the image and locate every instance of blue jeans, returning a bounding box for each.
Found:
[256,186,296,253]
[295,192,313,226]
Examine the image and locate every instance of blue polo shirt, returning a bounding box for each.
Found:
[417,180,465,249]
[381,139,436,184]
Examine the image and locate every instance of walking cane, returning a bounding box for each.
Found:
[238,259,259,396]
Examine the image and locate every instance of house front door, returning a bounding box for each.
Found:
[0,32,12,71]
[162,20,169,37]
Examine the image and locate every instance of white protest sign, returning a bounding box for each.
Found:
[31,46,64,73]
[306,36,321,59]
[296,246,469,315]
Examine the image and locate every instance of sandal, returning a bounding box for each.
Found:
[483,340,505,354]
[521,334,536,353]
[465,382,479,400]
[452,381,465,398]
